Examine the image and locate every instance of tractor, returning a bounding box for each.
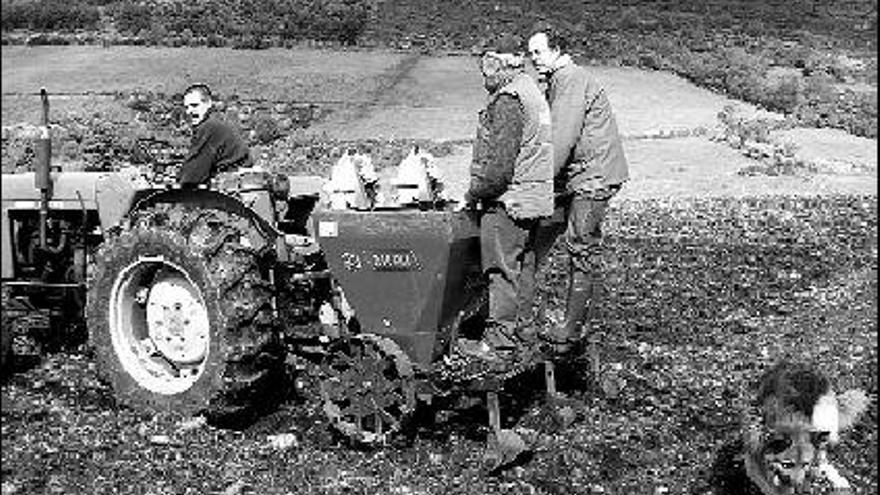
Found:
[2,89,561,448]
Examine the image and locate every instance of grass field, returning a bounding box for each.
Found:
[1,46,405,102]
[2,46,770,139]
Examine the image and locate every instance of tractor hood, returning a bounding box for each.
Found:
[0,172,105,208]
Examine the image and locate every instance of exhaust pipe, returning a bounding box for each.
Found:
[35,87,51,249]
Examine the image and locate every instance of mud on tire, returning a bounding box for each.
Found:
[86,205,284,426]
[1,312,12,373]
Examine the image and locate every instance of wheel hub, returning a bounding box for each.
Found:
[145,275,210,364]
[109,259,211,395]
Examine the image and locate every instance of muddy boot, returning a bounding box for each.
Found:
[444,323,518,379]
[453,338,506,364]
[543,266,594,355]
[483,324,521,367]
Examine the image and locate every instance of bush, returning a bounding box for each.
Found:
[252,114,281,145]
[26,33,71,46]
[326,0,369,46]
[232,35,269,50]
[763,75,804,114]
[2,0,100,31]
[206,33,226,47]
[97,0,372,48]
[796,88,878,138]
[144,25,169,46]
[125,94,153,113]
[179,28,193,46]
[112,1,153,35]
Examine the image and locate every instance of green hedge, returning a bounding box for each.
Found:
[109,0,368,45]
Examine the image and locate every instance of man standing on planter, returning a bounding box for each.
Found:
[458,36,555,366]
[527,28,630,355]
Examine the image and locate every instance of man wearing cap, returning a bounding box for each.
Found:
[178,83,253,187]
[459,36,555,365]
[527,27,629,354]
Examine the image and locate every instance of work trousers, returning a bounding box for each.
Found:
[563,193,609,273]
[530,189,615,341]
[533,193,609,272]
[480,206,537,349]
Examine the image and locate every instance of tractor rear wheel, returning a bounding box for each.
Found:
[1,312,12,373]
[1,287,15,373]
[86,205,284,425]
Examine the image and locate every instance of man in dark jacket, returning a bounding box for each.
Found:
[527,28,629,353]
[460,38,554,364]
[177,83,253,186]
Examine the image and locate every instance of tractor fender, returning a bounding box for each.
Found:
[129,189,281,242]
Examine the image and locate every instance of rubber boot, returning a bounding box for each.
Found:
[548,266,594,354]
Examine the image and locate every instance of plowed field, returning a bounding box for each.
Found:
[2,45,877,495]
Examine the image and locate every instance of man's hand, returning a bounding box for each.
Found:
[452,199,470,211]
[453,192,479,211]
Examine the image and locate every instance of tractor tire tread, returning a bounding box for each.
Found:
[87,204,283,425]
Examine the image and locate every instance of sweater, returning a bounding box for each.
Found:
[178,111,253,186]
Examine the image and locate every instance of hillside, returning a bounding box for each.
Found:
[1,0,877,138]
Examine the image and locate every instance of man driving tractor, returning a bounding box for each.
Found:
[177,83,254,187]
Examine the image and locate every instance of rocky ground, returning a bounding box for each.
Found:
[1,194,876,495]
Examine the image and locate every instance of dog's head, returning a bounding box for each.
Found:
[742,361,869,494]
